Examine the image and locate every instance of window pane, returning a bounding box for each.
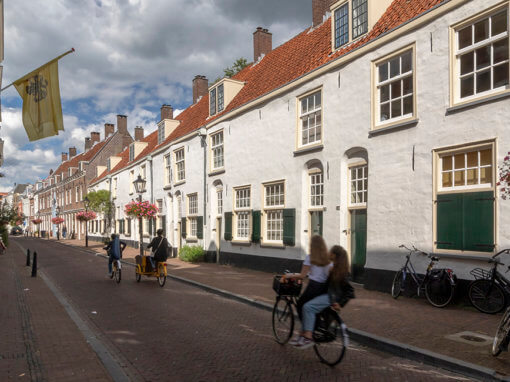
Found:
[466,151,478,167]
[466,168,478,185]
[461,75,474,97]
[380,85,390,102]
[402,76,413,95]
[390,56,400,78]
[391,81,401,99]
[442,156,452,171]
[480,149,492,166]
[492,11,508,36]
[480,167,492,184]
[315,92,321,107]
[442,172,452,188]
[458,26,472,49]
[493,39,509,63]
[403,95,413,115]
[380,103,390,121]
[391,99,401,118]
[454,170,465,186]
[476,70,491,93]
[402,51,412,73]
[379,63,388,82]
[474,18,489,43]
[494,62,509,88]
[454,153,465,169]
[475,46,491,70]
[460,52,474,75]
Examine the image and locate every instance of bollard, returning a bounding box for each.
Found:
[26,249,31,267]
[31,252,37,277]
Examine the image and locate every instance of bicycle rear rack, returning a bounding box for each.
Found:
[470,268,492,280]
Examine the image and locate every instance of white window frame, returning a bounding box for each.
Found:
[158,124,165,145]
[141,164,146,180]
[263,182,285,243]
[349,164,368,207]
[298,89,322,148]
[187,193,198,239]
[309,170,324,208]
[234,187,251,241]
[210,130,224,171]
[164,154,171,186]
[352,0,368,39]
[209,84,225,116]
[188,193,198,215]
[452,6,509,105]
[217,189,223,216]
[174,148,185,183]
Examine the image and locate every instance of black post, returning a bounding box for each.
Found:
[85,220,89,247]
[31,252,37,277]
[26,249,30,266]
[139,194,144,257]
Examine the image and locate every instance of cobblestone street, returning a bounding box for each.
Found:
[0,237,477,381]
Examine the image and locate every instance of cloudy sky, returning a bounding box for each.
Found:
[1,0,313,191]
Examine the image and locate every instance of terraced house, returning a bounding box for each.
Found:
[87,0,510,293]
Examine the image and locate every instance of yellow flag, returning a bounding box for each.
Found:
[13,52,70,142]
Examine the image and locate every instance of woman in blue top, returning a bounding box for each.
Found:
[281,235,332,345]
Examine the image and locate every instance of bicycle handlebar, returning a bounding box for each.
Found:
[492,249,510,259]
[399,244,434,259]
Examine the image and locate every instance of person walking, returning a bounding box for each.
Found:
[146,229,171,270]
[62,225,67,239]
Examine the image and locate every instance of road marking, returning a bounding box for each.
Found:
[13,241,132,382]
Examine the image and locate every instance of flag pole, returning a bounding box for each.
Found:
[0,48,75,93]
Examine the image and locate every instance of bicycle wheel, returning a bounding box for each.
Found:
[135,272,141,282]
[157,264,166,287]
[391,269,404,299]
[469,279,505,314]
[425,276,454,308]
[313,313,348,366]
[492,308,510,356]
[272,297,294,344]
[114,263,121,284]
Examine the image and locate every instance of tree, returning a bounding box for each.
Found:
[84,190,114,232]
[213,57,249,84]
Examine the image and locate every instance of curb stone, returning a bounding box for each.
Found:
[50,239,509,381]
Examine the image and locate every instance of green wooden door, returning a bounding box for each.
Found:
[351,209,367,282]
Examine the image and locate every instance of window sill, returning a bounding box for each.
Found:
[208,169,225,177]
[186,237,198,243]
[293,144,323,157]
[163,185,172,191]
[369,118,419,137]
[446,91,510,115]
[174,180,186,187]
[260,242,285,249]
[432,252,492,261]
[232,239,251,246]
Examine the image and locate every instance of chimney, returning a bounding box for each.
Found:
[192,75,208,104]
[61,152,68,162]
[161,104,173,121]
[84,137,92,152]
[253,27,272,62]
[91,132,100,143]
[117,115,128,135]
[312,0,336,27]
[135,126,144,141]
[69,147,77,158]
[104,123,114,138]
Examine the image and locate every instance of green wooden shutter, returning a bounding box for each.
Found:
[181,217,187,238]
[283,208,296,246]
[318,211,323,236]
[197,216,204,239]
[463,191,494,252]
[251,210,261,243]
[224,212,232,241]
[436,194,463,250]
[162,216,166,234]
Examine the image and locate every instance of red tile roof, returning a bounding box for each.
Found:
[90,0,446,185]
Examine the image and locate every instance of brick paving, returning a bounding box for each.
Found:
[0,239,112,381]
[15,236,473,381]
[54,236,510,377]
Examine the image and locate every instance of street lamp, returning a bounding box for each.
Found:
[84,196,90,247]
[133,175,147,257]
[56,206,61,240]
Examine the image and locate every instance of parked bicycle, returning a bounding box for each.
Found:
[492,306,510,356]
[271,275,349,366]
[468,249,510,314]
[391,244,457,308]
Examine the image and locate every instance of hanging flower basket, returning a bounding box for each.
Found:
[76,211,97,222]
[125,201,158,219]
[32,218,42,225]
[51,217,64,225]
[499,152,510,200]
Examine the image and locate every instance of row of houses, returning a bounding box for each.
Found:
[21,0,510,291]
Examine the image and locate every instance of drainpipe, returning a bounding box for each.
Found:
[197,127,207,240]
[148,155,154,237]
[107,175,112,234]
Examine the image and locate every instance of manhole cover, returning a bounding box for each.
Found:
[460,335,486,343]
[446,331,493,347]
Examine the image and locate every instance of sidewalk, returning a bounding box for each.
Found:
[0,239,112,381]
[56,236,510,379]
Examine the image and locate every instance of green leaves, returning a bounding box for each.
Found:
[84,190,113,215]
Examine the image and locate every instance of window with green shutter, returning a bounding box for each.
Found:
[283,208,296,246]
[197,216,204,239]
[224,212,232,241]
[251,210,261,243]
[181,217,187,238]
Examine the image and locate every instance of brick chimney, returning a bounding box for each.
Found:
[104,123,114,138]
[161,104,173,121]
[69,147,77,158]
[192,75,208,104]
[117,115,128,135]
[135,126,144,141]
[61,152,68,162]
[312,0,336,27]
[253,27,272,62]
[91,132,100,143]
[84,137,92,152]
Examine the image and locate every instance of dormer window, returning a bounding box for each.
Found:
[129,144,135,161]
[217,84,224,112]
[158,124,165,144]
[107,159,111,172]
[332,0,369,49]
[209,79,243,117]
[334,3,349,48]
[210,88,217,115]
[352,0,368,39]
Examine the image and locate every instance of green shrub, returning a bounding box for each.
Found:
[179,245,204,263]
[0,225,8,246]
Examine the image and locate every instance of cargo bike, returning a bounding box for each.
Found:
[135,252,167,287]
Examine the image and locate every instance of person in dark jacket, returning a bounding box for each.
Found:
[103,234,126,276]
[294,245,354,349]
[146,229,170,270]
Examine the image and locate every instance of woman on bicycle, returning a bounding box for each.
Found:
[104,234,126,276]
[281,235,332,345]
[295,245,354,349]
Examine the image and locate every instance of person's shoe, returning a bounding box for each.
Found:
[288,335,302,346]
[294,337,314,349]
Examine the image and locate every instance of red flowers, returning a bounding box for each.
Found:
[500,155,510,200]
[76,211,97,221]
[31,218,42,225]
[125,201,158,218]
[51,217,64,225]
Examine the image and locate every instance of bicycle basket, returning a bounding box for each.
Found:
[273,275,302,296]
[469,268,491,280]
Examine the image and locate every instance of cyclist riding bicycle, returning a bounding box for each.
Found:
[103,234,126,277]
[146,229,170,270]
[280,235,332,345]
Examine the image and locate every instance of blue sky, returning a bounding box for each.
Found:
[1,0,314,191]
